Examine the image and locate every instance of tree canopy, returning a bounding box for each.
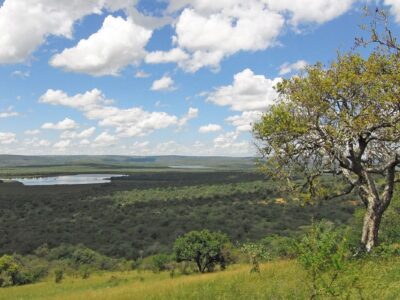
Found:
[254,51,400,251]
[173,230,230,273]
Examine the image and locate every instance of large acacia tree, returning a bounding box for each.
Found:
[254,52,400,251]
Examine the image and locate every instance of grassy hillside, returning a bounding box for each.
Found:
[1,259,399,300]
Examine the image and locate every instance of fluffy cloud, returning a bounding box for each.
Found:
[279,60,307,75]
[199,124,222,133]
[134,70,150,78]
[163,0,356,72]
[268,0,356,25]
[60,127,96,140]
[146,48,189,64]
[172,3,284,72]
[53,139,71,149]
[0,107,19,118]
[38,139,51,147]
[385,0,400,22]
[178,107,199,126]
[93,132,117,145]
[0,132,16,144]
[207,68,281,111]
[39,88,111,109]
[151,75,175,91]
[225,111,262,132]
[212,131,251,154]
[39,89,198,137]
[0,0,136,64]
[213,131,238,148]
[41,118,79,130]
[50,15,152,76]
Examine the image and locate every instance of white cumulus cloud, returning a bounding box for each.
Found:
[53,139,71,149]
[225,111,263,132]
[0,0,136,64]
[0,106,19,118]
[0,132,16,144]
[207,68,281,111]
[60,127,96,140]
[39,89,197,137]
[151,75,175,91]
[385,0,400,22]
[93,132,117,145]
[199,124,222,133]
[279,60,307,75]
[146,48,189,64]
[41,118,79,130]
[134,70,150,78]
[172,3,284,72]
[268,0,356,25]
[50,15,152,76]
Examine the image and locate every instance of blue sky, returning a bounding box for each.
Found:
[0,0,399,156]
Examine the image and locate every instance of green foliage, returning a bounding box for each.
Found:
[174,230,231,273]
[151,254,172,272]
[296,221,351,298]
[54,269,63,284]
[0,254,46,287]
[241,243,270,273]
[0,255,19,287]
[254,49,400,250]
[0,171,355,259]
[46,244,123,271]
[260,235,297,259]
[80,267,91,280]
[111,181,270,205]
[380,192,400,245]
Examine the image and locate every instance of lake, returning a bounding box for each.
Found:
[6,174,126,186]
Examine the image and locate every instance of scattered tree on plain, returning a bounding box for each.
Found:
[173,230,230,273]
[254,49,400,251]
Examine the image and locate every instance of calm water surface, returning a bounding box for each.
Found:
[7,174,126,186]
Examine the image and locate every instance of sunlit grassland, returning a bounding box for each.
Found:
[2,258,400,300]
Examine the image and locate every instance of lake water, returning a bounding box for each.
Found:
[7,174,126,186]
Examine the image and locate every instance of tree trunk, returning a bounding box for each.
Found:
[195,258,203,273]
[361,205,382,252]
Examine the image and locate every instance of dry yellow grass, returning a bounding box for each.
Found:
[2,259,400,300]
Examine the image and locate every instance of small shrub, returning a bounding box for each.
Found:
[0,255,19,287]
[296,221,350,299]
[260,235,297,259]
[54,269,63,284]
[151,253,171,272]
[241,243,270,273]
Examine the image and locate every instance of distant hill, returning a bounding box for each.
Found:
[0,155,256,169]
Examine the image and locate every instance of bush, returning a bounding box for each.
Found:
[0,255,45,287]
[296,221,350,299]
[241,243,270,273]
[260,235,297,259]
[0,255,19,287]
[174,230,231,273]
[151,254,172,272]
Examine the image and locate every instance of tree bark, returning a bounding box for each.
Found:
[361,204,382,252]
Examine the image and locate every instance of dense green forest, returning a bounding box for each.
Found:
[0,171,355,259]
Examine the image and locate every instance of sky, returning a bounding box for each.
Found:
[0,0,400,156]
